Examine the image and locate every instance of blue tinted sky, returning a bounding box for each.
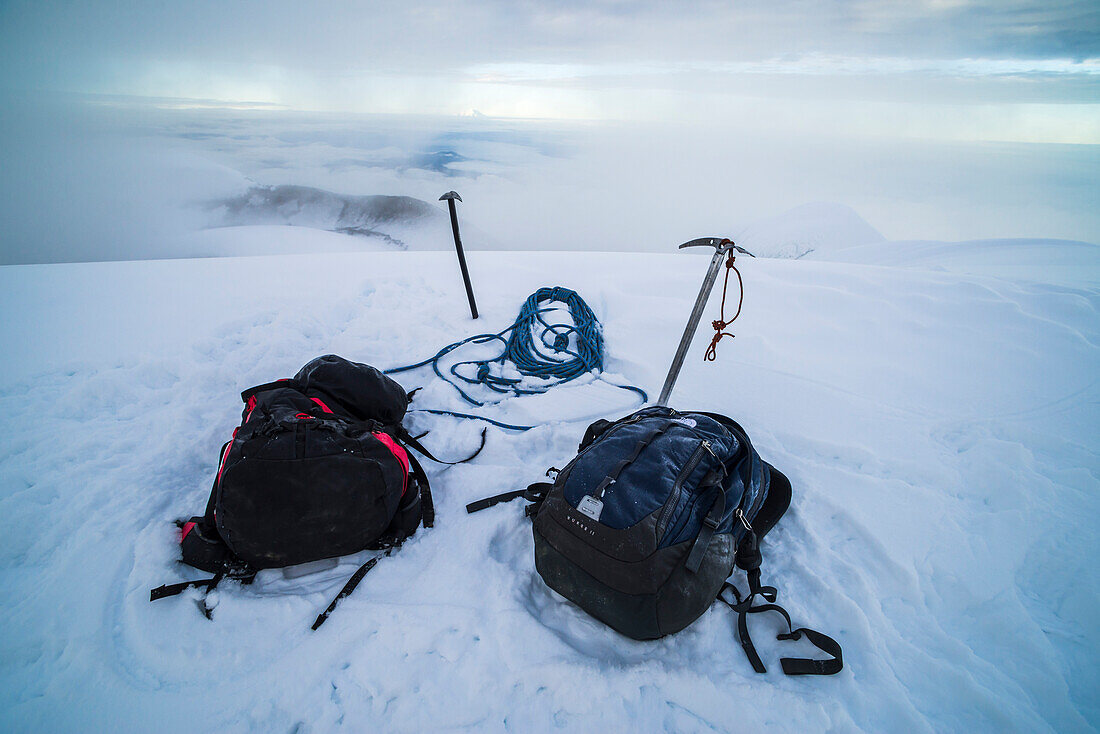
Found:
[1,1,1097,142]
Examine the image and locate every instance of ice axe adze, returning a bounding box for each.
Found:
[655,237,754,407]
[440,191,479,320]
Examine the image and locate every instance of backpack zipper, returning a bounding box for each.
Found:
[655,439,710,539]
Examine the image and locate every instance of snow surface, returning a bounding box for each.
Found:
[0,236,1097,732]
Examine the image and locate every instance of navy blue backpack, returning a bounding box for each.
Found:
[469,406,842,676]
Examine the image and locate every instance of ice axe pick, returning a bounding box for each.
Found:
[655,237,754,407]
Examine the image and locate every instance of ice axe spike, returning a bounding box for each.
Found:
[655,237,744,407]
[440,191,479,319]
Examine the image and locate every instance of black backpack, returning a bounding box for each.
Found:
[151,355,442,628]
[469,406,842,675]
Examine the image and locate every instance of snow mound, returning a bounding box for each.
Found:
[736,203,886,259]
[814,237,1100,287]
[207,185,450,249]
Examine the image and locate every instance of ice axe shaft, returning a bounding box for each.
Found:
[656,237,737,407]
[440,191,479,319]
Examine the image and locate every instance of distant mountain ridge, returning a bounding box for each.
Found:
[208,185,447,248]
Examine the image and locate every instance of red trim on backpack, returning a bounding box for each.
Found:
[295,413,315,420]
[180,521,196,543]
[373,432,410,496]
[215,433,236,485]
[245,395,257,422]
[310,397,334,414]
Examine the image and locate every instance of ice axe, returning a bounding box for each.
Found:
[440,191,479,320]
[656,237,754,407]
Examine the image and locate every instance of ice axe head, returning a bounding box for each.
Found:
[678,237,755,257]
[439,191,462,202]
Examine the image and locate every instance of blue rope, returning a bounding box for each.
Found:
[385,286,648,430]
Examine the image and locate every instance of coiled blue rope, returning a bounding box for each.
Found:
[385,286,647,430]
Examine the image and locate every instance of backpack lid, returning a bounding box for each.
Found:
[293,354,408,424]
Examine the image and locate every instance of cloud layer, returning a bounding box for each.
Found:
[2,1,1096,114]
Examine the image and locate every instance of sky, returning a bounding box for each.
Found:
[1,0,1098,143]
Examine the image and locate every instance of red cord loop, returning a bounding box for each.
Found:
[704,249,744,362]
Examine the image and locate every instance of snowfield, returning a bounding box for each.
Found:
[0,234,1097,732]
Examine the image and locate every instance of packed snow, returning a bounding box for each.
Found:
[0,230,1096,732]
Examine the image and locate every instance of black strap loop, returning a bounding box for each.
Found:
[398,426,487,465]
[719,575,843,676]
[778,628,845,676]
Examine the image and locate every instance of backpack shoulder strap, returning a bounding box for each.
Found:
[720,529,843,676]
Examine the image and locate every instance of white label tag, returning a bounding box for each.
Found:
[282,557,339,579]
[674,418,697,428]
[577,495,604,521]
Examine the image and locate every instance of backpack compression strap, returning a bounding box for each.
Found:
[719,529,843,676]
[311,547,396,630]
[465,482,552,516]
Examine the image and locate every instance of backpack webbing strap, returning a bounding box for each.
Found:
[406,451,434,528]
[311,549,393,630]
[466,489,527,514]
[397,426,487,465]
[466,482,552,516]
[685,487,725,573]
[719,532,843,676]
[150,573,223,602]
[150,573,227,619]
